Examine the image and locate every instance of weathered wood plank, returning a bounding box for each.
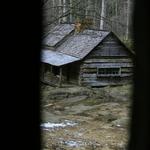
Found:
[90,48,128,57]
[81,77,132,87]
[102,41,120,44]
[83,73,133,78]
[83,58,132,63]
[81,68,97,73]
[82,73,97,78]
[86,34,131,57]
[81,75,132,80]
[89,51,128,57]
[81,78,97,82]
[81,73,133,80]
[97,74,121,77]
[96,45,125,49]
[81,80,121,86]
[81,77,121,83]
[81,63,133,69]
[80,73,132,83]
[120,73,133,77]
[81,81,127,87]
[121,67,133,73]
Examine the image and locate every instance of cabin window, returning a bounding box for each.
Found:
[97,67,121,77]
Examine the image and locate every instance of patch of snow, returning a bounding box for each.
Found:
[116,124,121,127]
[41,122,66,128]
[65,140,83,147]
[77,133,83,137]
[64,120,77,126]
[40,120,77,130]
[65,141,79,147]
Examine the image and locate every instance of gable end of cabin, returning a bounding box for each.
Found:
[79,32,134,87]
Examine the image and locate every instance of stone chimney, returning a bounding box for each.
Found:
[74,18,93,34]
[74,19,82,33]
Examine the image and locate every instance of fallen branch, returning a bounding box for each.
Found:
[43,103,54,108]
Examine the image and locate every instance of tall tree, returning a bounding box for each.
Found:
[100,0,105,30]
[69,0,73,22]
[42,0,134,40]
[126,0,131,40]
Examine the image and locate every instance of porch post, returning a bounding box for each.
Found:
[41,63,45,81]
[78,67,82,86]
[59,67,62,87]
[50,65,53,73]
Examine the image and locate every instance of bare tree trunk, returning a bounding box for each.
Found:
[69,0,73,22]
[126,0,130,40]
[58,0,62,23]
[115,0,118,33]
[52,0,54,6]
[85,0,90,18]
[116,0,118,16]
[93,0,97,27]
[100,0,105,30]
[62,0,67,22]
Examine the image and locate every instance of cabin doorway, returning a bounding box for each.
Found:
[52,66,60,76]
[65,62,81,85]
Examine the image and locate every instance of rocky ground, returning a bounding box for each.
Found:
[40,84,133,150]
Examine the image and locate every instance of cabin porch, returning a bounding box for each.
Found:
[40,62,81,87]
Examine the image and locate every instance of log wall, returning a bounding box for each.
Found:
[79,33,133,87]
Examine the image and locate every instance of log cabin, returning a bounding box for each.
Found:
[41,24,134,87]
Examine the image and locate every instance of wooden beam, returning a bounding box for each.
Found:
[83,58,132,63]
[78,69,82,86]
[58,67,62,87]
[81,62,133,69]
[41,63,45,81]
[50,65,53,73]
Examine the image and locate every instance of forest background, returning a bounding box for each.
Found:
[42,0,134,49]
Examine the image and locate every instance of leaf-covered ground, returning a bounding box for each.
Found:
[40,84,133,150]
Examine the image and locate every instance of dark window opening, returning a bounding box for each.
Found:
[52,66,60,76]
[97,68,120,77]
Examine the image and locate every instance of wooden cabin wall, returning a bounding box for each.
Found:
[79,34,133,87]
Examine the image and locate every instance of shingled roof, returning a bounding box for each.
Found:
[42,24,74,47]
[41,50,80,66]
[41,24,110,66]
[57,30,109,59]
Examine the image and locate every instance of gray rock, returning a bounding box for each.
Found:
[111,117,130,128]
